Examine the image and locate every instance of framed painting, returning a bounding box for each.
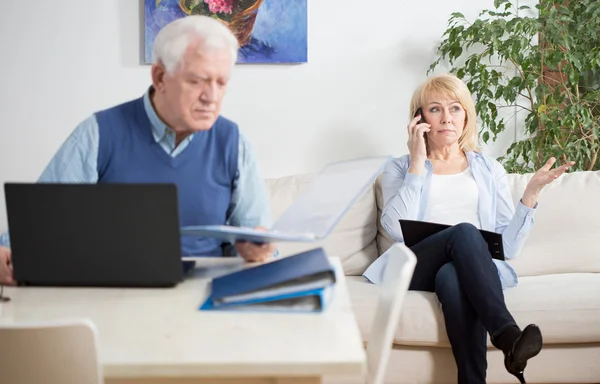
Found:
[145,0,308,64]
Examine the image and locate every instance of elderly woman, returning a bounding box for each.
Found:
[363,74,574,384]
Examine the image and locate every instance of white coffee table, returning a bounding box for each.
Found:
[0,257,366,383]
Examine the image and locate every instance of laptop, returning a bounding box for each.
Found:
[4,183,185,287]
[180,156,391,244]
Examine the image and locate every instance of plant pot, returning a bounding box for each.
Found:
[228,0,263,47]
[179,0,264,47]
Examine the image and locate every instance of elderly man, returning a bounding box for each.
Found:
[0,15,276,284]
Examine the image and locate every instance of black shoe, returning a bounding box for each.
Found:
[504,324,543,383]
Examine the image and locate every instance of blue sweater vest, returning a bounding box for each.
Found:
[95,96,239,257]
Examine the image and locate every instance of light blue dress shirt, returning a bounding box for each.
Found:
[0,90,274,256]
[363,151,537,289]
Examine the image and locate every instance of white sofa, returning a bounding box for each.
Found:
[265,168,600,384]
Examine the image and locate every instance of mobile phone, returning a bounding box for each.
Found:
[413,108,429,146]
[415,108,425,124]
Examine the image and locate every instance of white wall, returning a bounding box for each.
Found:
[0,0,518,231]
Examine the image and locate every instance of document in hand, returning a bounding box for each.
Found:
[399,219,505,261]
[181,156,391,244]
[200,247,336,312]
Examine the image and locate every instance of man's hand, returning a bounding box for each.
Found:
[234,226,276,263]
[0,246,14,285]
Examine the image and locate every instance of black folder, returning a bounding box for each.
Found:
[399,220,505,261]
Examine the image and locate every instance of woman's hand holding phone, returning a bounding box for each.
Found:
[407,108,430,175]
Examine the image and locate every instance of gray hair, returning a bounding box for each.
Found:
[152,15,239,74]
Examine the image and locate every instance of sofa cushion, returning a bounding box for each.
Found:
[347,273,600,347]
[264,173,379,276]
[504,170,600,277]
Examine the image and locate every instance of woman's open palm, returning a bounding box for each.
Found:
[528,157,575,191]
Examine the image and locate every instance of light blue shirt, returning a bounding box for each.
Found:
[363,151,537,289]
[0,90,274,256]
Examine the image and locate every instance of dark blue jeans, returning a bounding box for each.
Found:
[408,223,517,384]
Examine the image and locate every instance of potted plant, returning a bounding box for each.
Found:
[429,0,600,172]
[179,0,264,47]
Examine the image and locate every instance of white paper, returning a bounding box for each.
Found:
[180,156,391,243]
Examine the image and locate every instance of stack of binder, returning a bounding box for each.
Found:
[200,248,336,313]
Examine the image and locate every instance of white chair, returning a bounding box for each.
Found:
[366,243,417,384]
[0,318,103,384]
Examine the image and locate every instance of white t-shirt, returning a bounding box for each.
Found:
[422,168,481,228]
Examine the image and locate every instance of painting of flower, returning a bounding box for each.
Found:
[145,0,308,64]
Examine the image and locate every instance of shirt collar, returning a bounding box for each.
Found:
[465,150,493,171]
[423,150,484,170]
[142,87,195,143]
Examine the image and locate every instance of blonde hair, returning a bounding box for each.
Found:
[409,73,480,153]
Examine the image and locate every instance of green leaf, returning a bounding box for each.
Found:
[450,45,463,60]
[483,131,490,143]
[215,12,232,22]
[186,0,202,10]
[451,12,466,19]
[509,77,522,88]
[190,1,210,15]
[569,71,580,85]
